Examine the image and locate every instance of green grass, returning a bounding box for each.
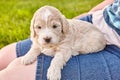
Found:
[0,0,103,48]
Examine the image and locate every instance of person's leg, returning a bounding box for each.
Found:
[34,45,120,80]
[0,57,36,80]
[0,39,33,71]
[0,43,17,70]
[0,39,37,80]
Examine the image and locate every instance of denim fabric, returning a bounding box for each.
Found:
[16,39,32,57]
[16,39,120,80]
[78,14,93,23]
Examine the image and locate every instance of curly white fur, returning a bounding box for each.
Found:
[22,6,106,80]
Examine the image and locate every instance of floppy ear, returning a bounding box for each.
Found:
[61,15,69,34]
[30,16,36,41]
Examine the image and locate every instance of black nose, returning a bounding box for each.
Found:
[44,37,51,43]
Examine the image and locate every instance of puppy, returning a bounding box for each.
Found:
[22,6,106,80]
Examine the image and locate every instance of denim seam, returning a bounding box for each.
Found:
[36,60,40,80]
[16,41,21,57]
[36,57,40,80]
[36,55,44,80]
[16,42,19,57]
[101,53,112,80]
[41,55,44,80]
[75,56,81,80]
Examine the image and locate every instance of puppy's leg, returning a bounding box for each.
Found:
[47,48,72,80]
[22,43,41,65]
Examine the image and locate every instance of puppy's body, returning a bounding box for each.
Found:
[22,6,106,80]
[67,19,106,54]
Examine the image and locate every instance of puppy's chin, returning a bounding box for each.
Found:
[43,43,58,48]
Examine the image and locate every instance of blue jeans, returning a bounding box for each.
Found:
[16,15,120,80]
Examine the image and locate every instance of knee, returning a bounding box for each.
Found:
[0,43,17,70]
[7,57,22,68]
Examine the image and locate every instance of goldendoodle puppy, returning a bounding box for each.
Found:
[22,6,106,80]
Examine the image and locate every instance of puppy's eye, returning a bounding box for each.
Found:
[37,26,41,29]
[53,25,57,29]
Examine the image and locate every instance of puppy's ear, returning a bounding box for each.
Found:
[61,15,69,34]
[30,16,36,41]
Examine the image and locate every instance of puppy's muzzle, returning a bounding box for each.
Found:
[43,37,51,43]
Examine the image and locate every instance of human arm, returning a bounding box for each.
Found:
[89,0,114,13]
[74,0,114,19]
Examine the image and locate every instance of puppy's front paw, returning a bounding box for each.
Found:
[21,54,37,65]
[47,66,61,80]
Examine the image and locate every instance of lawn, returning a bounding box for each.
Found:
[0,0,103,49]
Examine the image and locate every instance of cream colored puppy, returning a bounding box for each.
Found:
[22,6,106,80]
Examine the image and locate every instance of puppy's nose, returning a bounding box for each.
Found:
[43,37,51,43]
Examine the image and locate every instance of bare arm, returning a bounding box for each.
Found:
[89,0,114,13]
[74,0,114,19]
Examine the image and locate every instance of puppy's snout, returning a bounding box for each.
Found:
[43,37,51,43]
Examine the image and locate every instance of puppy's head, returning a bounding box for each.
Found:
[30,6,69,46]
